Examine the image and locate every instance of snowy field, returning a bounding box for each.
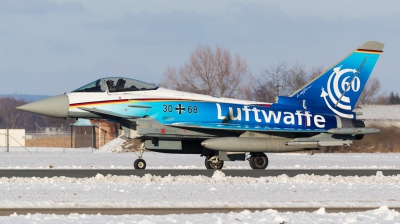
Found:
[0,170,399,223]
[0,147,399,223]
[1,170,399,208]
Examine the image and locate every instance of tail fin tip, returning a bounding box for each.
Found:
[357,41,384,52]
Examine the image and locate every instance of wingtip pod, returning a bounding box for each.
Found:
[357,41,384,52]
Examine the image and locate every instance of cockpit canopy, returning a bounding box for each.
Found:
[72,77,158,93]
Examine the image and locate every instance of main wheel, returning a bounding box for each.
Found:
[205,156,224,170]
[249,154,268,169]
[134,159,146,169]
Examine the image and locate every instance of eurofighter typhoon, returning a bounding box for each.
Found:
[18,41,384,170]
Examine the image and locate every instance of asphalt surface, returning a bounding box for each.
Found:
[0,169,399,178]
[1,207,400,216]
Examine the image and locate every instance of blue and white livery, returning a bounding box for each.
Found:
[18,41,384,170]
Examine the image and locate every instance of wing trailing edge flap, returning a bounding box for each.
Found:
[170,122,324,133]
[77,107,141,119]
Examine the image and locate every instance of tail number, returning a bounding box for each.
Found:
[342,76,361,92]
[163,104,198,114]
[187,106,198,114]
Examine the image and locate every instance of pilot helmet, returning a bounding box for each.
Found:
[106,80,114,86]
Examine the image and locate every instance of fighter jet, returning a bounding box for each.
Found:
[18,41,384,170]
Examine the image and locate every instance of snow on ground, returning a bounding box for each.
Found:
[0,148,399,223]
[1,206,399,224]
[96,136,126,153]
[1,147,400,169]
[0,171,399,223]
[0,170,399,208]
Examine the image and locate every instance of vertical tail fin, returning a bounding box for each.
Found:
[290,41,384,118]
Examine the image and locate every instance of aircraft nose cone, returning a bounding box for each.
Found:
[17,94,69,118]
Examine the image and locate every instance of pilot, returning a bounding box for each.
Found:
[116,79,126,91]
[106,80,115,92]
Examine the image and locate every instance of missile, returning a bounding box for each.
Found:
[285,141,318,146]
[201,137,317,152]
[327,128,381,135]
[286,140,352,146]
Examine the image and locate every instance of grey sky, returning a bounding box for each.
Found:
[1,0,399,95]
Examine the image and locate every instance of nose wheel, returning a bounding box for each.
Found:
[134,159,146,169]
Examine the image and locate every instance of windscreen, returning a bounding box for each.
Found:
[71,79,107,92]
[103,77,158,92]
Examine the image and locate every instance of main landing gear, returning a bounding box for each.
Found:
[203,153,269,170]
[205,155,224,169]
[249,153,269,169]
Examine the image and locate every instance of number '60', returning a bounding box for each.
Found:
[341,77,360,92]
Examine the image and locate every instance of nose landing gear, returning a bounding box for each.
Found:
[134,159,146,169]
[133,143,147,169]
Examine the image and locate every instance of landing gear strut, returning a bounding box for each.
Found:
[205,155,224,170]
[249,153,268,169]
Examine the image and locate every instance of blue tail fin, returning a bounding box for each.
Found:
[290,41,384,118]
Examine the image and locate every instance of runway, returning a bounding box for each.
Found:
[1,207,400,216]
[0,169,399,178]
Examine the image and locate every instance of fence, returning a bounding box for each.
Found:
[0,129,118,153]
[26,132,74,148]
[0,131,73,153]
[0,129,26,152]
